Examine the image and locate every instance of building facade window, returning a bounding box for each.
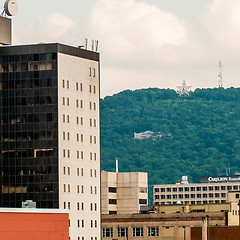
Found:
[108,187,117,193]
[118,228,128,237]
[109,199,117,205]
[139,199,147,204]
[148,227,159,237]
[133,228,143,237]
[102,228,113,238]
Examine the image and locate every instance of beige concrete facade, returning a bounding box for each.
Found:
[102,212,227,240]
[155,201,240,227]
[227,191,240,226]
[155,202,231,214]
[58,52,101,240]
[0,16,11,45]
[101,172,148,214]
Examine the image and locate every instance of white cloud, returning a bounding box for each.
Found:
[88,0,190,66]
[87,0,214,96]
[200,0,240,49]
[14,12,79,45]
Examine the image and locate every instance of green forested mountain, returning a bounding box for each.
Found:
[100,88,240,203]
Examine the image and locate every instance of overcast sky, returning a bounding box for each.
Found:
[5,0,240,97]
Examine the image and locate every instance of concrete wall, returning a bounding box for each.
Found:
[155,202,231,214]
[0,16,11,45]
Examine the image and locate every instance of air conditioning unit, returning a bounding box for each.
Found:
[22,200,36,208]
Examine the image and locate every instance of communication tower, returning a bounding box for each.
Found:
[176,80,192,97]
[218,61,223,88]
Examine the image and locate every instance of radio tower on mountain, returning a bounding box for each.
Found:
[218,61,223,88]
[177,80,192,97]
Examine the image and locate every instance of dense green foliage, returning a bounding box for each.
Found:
[100,88,240,203]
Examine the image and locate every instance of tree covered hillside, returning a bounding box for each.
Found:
[100,88,240,202]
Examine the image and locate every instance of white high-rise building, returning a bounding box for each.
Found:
[58,46,101,240]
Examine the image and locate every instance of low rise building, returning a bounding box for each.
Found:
[101,171,148,215]
[154,175,240,206]
[102,212,227,240]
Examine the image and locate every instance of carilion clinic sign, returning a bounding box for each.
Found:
[200,175,240,183]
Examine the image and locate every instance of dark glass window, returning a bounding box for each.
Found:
[109,199,117,205]
[0,51,58,208]
[139,199,147,204]
[108,187,117,193]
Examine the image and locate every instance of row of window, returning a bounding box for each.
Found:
[155,193,226,200]
[73,237,98,240]
[102,227,159,238]
[63,80,92,90]
[68,219,97,228]
[63,167,97,177]
[158,200,226,205]
[63,115,97,125]
[64,202,97,211]
[62,98,97,110]
[63,184,97,194]
[63,149,97,159]
[63,116,97,126]
[155,185,239,193]
[62,135,97,144]
[62,71,96,91]
[108,187,147,194]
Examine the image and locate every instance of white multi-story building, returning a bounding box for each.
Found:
[58,46,100,240]
[153,175,240,206]
[101,171,148,214]
[0,18,101,240]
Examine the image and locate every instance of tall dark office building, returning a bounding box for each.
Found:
[0,45,59,208]
[0,20,101,239]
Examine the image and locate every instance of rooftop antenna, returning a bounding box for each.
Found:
[91,40,94,51]
[85,38,88,50]
[218,60,223,88]
[95,40,99,52]
[1,0,18,17]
